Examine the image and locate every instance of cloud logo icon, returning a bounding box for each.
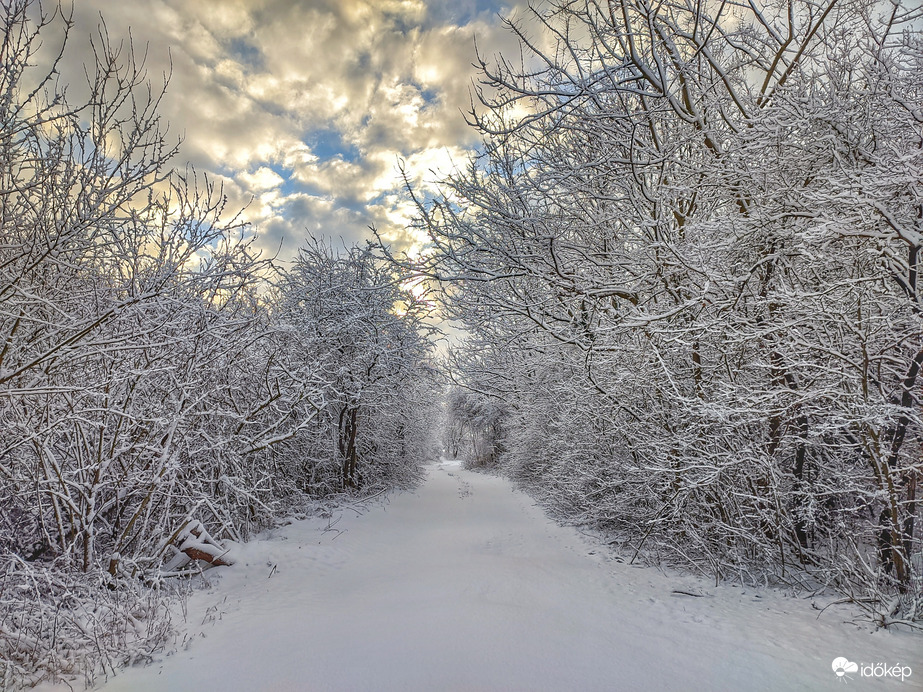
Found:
[832,658,859,677]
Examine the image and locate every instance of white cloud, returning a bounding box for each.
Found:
[66,0,531,259]
[238,167,285,193]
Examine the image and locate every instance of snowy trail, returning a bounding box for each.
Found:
[84,460,919,691]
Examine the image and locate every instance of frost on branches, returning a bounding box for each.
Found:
[400,0,923,626]
[0,2,437,687]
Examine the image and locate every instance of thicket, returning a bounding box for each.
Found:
[405,0,923,626]
[0,3,436,687]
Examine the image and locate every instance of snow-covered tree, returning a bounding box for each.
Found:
[0,3,438,684]
[275,241,438,491]
[399,0,923,623]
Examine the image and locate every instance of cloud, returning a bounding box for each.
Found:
[64,0,530,259]
[238,167,286,193]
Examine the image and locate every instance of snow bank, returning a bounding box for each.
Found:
[40,460,921,691]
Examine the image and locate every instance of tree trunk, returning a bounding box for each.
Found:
[339,405,360,490]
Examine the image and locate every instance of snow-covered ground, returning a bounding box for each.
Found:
[53,459,921,691]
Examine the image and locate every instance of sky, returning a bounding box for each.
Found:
[58,0,532,262]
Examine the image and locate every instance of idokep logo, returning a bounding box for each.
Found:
[832,657,858,679]
[832,657,913,683]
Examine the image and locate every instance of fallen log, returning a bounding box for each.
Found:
[162,520,235,573]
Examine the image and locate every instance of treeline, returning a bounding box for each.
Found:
[0,2,435,686]
[408,0,923,624]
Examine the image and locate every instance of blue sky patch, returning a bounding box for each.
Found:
[227,36,264,71]
[309,129,361,163]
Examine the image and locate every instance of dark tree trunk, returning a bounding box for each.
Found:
[339,404,360,490]
[770,351,810,551]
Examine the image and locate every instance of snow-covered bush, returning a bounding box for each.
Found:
[0,555,176,690]
[400,0,923,623]
[443,386,505,469]
[0,2,437,685]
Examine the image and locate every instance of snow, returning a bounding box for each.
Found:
[49,460,922,691]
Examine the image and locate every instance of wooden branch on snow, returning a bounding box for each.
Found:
[162,520,235,573]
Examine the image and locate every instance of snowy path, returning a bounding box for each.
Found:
[87,460,919,691]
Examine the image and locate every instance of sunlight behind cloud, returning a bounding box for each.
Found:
[65,0,529,260]
[238,167,285,193]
